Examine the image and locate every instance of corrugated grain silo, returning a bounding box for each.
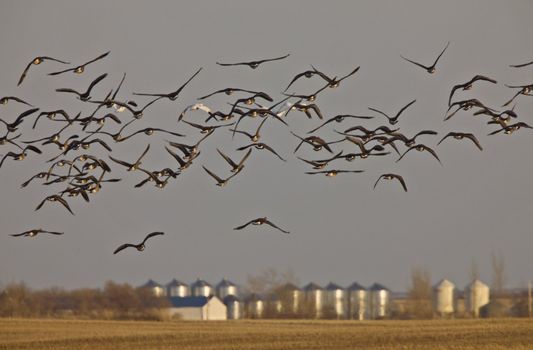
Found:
[141,279,166,297]
[369,283,390,319]
[166,279,189,297]
[223,295,242,320]
[347,282,367,320]
[278,283,301,315]
[216,278,238,300]
[246,294,265,319]
[465,279,490,318]
[190,278,214,297]
[433,279,455,317]
[324,282,347,319]
[303,282,323,318]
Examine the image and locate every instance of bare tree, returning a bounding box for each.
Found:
[407,266,433,319]
[490,250,506,294]
[469,258,480,282]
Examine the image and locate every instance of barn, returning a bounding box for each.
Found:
[167,296,227,320]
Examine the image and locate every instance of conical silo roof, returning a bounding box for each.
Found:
[303,282,322,291]
[369,283,389,291]
[348,282,365,291]
[325,282,344,291]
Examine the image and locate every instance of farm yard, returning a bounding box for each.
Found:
[1,318,533,350]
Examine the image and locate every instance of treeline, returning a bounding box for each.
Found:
[0,281,169,320]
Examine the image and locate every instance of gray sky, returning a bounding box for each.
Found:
[1,0,532,292]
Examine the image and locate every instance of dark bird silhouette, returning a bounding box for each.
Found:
[400,41,450,74]
[133,67,202,101]
[32,109,76,129]
[119,127,185,142]
[510,59,533,68]
[237,142,286,162]
[297,151,344,170]
[217,54,290,69]
[374,174,407,192]
[0,133,22,149]
[230,117,268,142]
[384,130,438,147]
[444,99,492,121]
[55,73,108,101]
[202,165,239,187]
[165,146,196,171]
[306,169,364,177]
[48,51,110,76]
[10,229,64,237]
[18,56,70,85]
[284,66,334,91]
[113,232,164,254]
[396,144,442,164]
[35,194,74,215]
[502,83,533,107]
[286,101,323,119]
[0,145,42,168]
[448,75,498,106]
[234,217,290,234]
[438,132,483,151]
[316,66,360,88]
[109,144,150,171]
[345,136,388,159]
[291,132,342,154]
[368,99,416,125]
[182,120,234,135]
[306,114,374,134]
[0,108,39,132]
[0,96,33,107]
[217,148,252,173]
[283,83,330,102]
[198,88,272,100]
[488,122,533,135]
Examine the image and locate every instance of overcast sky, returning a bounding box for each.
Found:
[0,0,532,292]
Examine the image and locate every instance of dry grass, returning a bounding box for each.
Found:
[1,318,533,350]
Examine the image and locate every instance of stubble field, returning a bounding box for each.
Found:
[1,318,533,350]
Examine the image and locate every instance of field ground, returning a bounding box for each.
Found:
[1,318,533,350]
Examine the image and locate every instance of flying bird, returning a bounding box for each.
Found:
[0,145,42,168]
[48,51,110,75]
[396,144,442,164]
[216,54,290,69]
[202,165,239,187]
[373,174,407,192]
[109,144,150,171]
[237,142,286,162]
[284,66,334,91]
[133,67,202,101]
[502,83,533,107]
[18,56,70,85]
[306,114,374,134]
[113,232,165,254]
[35,195,74,215]
[400,41,450,74]
[510,59,533,68]
[10,229,64,237]
[55,73,108,101]
[306,169,364,177]
[217,148,252,173]
[368,99,416,125]
[198,87,271,100]
[0,96,33,107]
[234,217,290,234]
[488,122,533,135]
[448,75,497,106]
[437,132,483,151]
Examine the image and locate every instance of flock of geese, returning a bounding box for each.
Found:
[2,45,533,254]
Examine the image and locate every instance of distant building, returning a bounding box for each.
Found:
[167,296,227,320]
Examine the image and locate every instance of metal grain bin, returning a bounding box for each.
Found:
[303,282,323,318]
[278,283,302,315]
[433,279,455,317]
[141,279,166,297]
[190,278,213,297]
[246,294,265,319]
[369,283,390,319]
[166,279,189,297]
[216,279,238,300]
[347,282,367,320]
[324,282,347,319]
[223,295,242,320]
[465,279,490,318]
